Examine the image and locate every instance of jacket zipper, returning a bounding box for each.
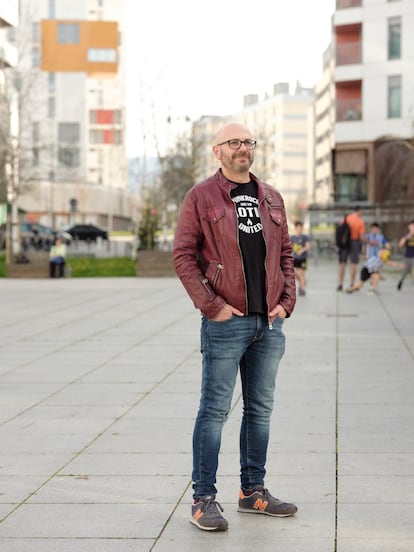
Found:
[199,276,212,295]
[212,263,223,289]
[230,188,248,315]
[260,196,273,330]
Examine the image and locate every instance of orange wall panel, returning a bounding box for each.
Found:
[41,19,118,75]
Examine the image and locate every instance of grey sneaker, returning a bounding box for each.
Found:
[238,486,297,517]
[190,495,228,531]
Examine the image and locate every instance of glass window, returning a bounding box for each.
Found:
[32,148,40,167]
[6,27,16,42]
[32,47,40,68]
[89,129,122,144]
[33,122,40,143]
[335,174,367,202]
[49,0,55,18]
[388,75,401,118]
[32,22,40,43]
[48,73,55,93]
[90,109,121,125]
[90,129,104,144]
[58,23,80,44]
[58,123,80,144]
[48,97,55,118]
[388,17,401,59]
[58,147,80,168]
[87,48,117,63]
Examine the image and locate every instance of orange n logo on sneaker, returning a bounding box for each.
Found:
[253,498,269,511]
[194,508,204,522]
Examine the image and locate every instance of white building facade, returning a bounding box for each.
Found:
[13,0,131,231]
[0,0,19,253]
[315,0,414,206]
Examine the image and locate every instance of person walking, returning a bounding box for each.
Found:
[291,221,311,296]
[397,220,414,290]
[336,206,365,291]
[173,122,297,532]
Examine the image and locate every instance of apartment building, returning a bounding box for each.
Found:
[13,0,130,231]
[0,0,18,204]
[0,0,19,255]
[319,0,414,206]
[193,83,315,221]
[314,41,335,205]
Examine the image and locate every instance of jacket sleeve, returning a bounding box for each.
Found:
[173,191,226,318]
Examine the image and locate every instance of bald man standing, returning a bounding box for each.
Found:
[173,122,297,532]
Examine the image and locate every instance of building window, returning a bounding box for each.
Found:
[32,47,40,68]
[388,75,401,118]
[6,27,16,42]
[49,0,55,18]
[32,148,40,167]
[32,22,40,43]
[87,48,117,63]
[58,123,80,144]
[58,23,80,44]
[48,73,55,93]
[58,147,80,168]
[33,122,40,143]
[336,0,361,7]
[335,174,367,202]
[89,129,122,144]
[89,109,121,124]
[48,97,55,118]
[388,17,401,59]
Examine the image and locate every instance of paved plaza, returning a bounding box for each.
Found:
[0,260,413,551]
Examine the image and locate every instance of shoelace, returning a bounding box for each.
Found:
[200,497,224,514]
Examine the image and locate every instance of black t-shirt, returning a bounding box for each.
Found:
[230,180,266,314]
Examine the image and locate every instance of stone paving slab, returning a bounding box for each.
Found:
[0,262,413,551]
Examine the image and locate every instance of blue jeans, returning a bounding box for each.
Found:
[192,313,285,498]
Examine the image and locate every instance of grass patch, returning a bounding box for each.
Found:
[0,252,5,277]
[0,253,136,278]
[67,256,136,277]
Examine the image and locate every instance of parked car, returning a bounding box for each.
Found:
[61,223,109,241]
[20,223,73,248]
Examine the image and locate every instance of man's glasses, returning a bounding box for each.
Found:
[216,139,257,150]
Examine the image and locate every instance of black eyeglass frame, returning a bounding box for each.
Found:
[216,139,257,150]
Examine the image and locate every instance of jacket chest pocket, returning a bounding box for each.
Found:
[269,209,283,226]
[267,202,283,226]
[202,207,226,235]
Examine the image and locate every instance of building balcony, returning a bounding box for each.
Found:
[336,0,362,8]
[336,41,361,65]
[336,98,362,122]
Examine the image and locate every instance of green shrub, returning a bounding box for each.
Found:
[0,253,136,278]
[67,256,136,277]
[0,253,5,278]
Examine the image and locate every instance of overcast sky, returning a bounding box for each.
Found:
[124,0,335,156]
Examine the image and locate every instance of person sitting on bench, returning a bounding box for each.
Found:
[49,236,66,278]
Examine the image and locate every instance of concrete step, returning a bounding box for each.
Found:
[137,251,176,277]
[7,252,49,278]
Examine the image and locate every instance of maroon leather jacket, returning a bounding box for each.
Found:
[173,170,296,321]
